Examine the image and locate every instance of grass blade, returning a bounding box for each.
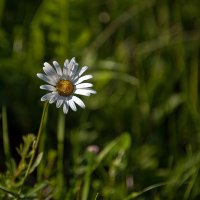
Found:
[2,106,11,162]
[123,182,170,200]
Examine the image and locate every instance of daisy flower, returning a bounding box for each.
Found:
[37,57,96,114]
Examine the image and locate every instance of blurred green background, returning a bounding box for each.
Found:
[0,0,200,199]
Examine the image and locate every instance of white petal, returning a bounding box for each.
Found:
[69,58,78,76]
[68,98,77,111]
[69,65,78,77]
[63,59,69,78]
[53,61,63,76]
[63,102,69,114]
[74,89,91,96]
[40,85,56,91]
[64,59,69,68]
[76,83,93,89]
[49,93,58,104]
[63,58,78,78]
[85,88,96,94]
[73,66,88,82]
[78,66,88,77]
[43,62,58,77]
[41,93,55,101]
[56,98,64,108]
[71,62,78,74]
[74,75,93,85]
[69,58,76,70]
[37,73,56,85]
[43,62,59,83]
[75,88,96,95]
[63,67,68,77]
[72,96,85,109]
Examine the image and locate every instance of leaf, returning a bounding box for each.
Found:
[29,152,43,174]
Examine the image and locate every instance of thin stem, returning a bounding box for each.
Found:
[18,102,48,196]
[37,106,49,181]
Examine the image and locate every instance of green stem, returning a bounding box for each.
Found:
[37,106,49,181]
[18,102,48,196]
[55,110,65,198]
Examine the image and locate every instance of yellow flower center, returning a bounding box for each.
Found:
[56,80,74,96]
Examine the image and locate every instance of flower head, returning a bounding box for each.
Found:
[37,57,96,114]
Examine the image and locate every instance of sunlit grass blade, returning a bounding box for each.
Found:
[123,182,170,200]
